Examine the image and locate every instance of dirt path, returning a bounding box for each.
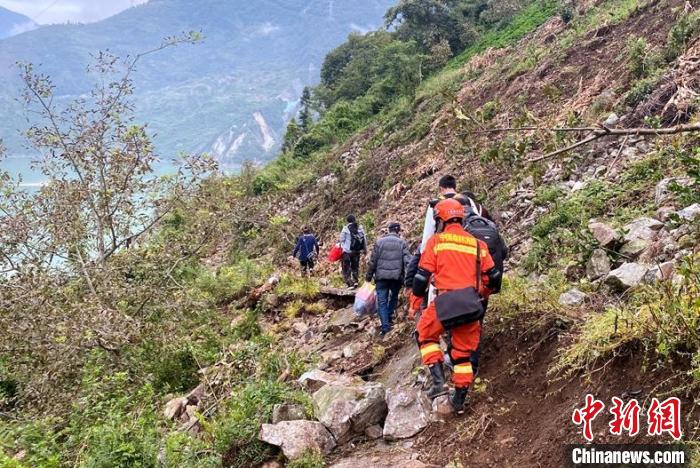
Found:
[322,313,697,467]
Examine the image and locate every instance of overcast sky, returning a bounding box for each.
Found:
[0,0,149,24]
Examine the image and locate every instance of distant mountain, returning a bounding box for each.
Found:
[0,6,37,39]
[0,0,394,168]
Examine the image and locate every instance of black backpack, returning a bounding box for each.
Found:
[348,224,365,252]
[463,214,508,275]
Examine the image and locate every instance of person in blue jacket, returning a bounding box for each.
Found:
[292,227,320,276]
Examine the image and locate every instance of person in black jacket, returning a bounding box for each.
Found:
[365,222,411,336]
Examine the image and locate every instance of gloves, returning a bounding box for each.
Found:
[407,291,423,321]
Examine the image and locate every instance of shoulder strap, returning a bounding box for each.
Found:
[476,240,481,293]
[468,198,482,217]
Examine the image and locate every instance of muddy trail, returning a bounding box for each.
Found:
[285,297,698,468]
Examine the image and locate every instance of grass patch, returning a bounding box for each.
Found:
[552,255,700,382]
[277,275,321,300]
[450,0,559,68]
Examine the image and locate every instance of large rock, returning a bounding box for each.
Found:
[299,369,362,393]
[619,238,650,259]
[558,288,587,307]
[643,261,675,283]
[586,249,611,280]
[623,217,664,243]
[605,263,649,290]
[588,221,620,248]
[272,403,306,424]
[259,420,336,460]
[383,387,432,440]
[677,203,700,222]
[313,381,387,444]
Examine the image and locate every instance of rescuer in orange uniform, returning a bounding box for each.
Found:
[412,198,500,414]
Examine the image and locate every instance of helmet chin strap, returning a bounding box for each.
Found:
[434,219,445,233]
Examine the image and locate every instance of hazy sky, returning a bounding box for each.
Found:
[0,0,149,24]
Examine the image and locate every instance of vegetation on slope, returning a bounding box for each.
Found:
[2,0,700,465]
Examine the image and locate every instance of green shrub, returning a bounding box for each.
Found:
[626,37,649,78]
[149,347,200,394]
[663,12,700,63]
[624,76,657,106]
[669,146,700,205]
[213,381,309,467]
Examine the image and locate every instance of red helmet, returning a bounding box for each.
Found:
[434,198,464,222]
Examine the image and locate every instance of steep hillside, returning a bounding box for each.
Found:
[0,7,36,39]
[1,0,699,466]
[0,0,393,165]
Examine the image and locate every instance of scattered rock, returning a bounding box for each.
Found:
[164,397,188,420]
[313,381,387,444]
[655,177,691,206]
[342,341,367,359]
[643,262,675,283]
[291,321,309,335]
[677,203,700,222]
[299,369,362,393]
[619,239,650,259]
[521,175,535,188]
[586,249,611,280]
[605,263,650,290]
[623,217,664,243]
[272,403,306,424]
[588,221,620,248]
[571,181,587,192]
[364,424,383,439]
[604,113,619,126]
[383,387,432,440]
[259,420,336,460]
[677,234,695,249]
[558,288,587,307]
[432,394,453,419]
[321,349,343,365]
[655,206,676,222]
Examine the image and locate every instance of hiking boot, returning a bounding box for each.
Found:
[451,387,469,415]
[426,364,448,399]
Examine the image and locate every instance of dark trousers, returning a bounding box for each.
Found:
[375,279,402,334]
[299,258,314,275]
[341,251,361,286]
[470,299,489,374]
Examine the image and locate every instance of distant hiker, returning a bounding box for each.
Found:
[292,227,319,276]
[413,198,501,414]
[365,222,411,336]
[339,214,366,287]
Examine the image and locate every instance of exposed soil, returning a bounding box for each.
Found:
[321,313,697,468]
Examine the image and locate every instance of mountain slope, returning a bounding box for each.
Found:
[0,0,394,166]
[0,7,36,39]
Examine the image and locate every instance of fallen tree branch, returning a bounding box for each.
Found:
[461,126,598,134]
[527,122,700,163]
